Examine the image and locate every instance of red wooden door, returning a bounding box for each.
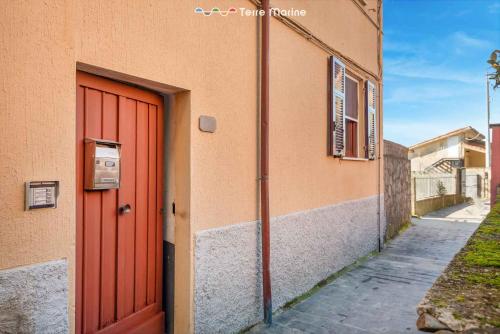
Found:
[76,71,164,334]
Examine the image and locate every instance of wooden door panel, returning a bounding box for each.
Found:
[100,92,118,328]
[83,88,103,333]
[117,97,137,320]
[76,72,164,334]
[135,101,149,312]
[147,104,157,305]
[76,85,84,334]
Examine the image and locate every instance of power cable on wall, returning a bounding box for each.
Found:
[248,0,382,82]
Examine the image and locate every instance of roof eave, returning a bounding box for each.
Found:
[409,126,483,150]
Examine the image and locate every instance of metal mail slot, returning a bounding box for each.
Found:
[85,138,121,190]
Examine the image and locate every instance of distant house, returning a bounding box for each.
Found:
[408,127,485,173]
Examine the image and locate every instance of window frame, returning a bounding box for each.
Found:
[328,56,375,161]
[344,73,360,158]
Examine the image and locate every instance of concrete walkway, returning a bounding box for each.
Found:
[249,201,488,334]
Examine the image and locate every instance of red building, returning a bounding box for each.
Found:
[490,124,500,204]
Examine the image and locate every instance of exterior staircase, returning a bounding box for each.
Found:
[424,158,463,174]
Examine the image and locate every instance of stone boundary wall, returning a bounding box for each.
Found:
[384,140,411,240]
[414,194,466,217]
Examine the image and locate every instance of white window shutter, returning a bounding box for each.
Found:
[366,80,377,160]
[332,57,346,157]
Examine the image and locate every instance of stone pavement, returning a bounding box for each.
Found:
[249,201,488,334]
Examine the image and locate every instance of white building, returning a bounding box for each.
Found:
[409,127,485,173]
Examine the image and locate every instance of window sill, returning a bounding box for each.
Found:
[341,157,369,161]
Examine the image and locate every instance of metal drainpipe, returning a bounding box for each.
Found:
[377,82,382,252]
[376,0,383,252]
[260,0,272,325]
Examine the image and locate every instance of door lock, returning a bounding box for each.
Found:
[118,204,131,215]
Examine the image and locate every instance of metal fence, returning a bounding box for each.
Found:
[461,168,489,199]
[414,174,457,201]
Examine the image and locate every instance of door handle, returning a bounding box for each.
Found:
[118,204,131,215]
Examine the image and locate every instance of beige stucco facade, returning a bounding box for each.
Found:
[0,1,383,333]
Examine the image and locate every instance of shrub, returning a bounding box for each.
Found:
[436,180,447,197]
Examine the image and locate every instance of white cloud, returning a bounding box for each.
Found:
[489,2,500,14]
[384,40,417,54]
[383,78,480,104]
[385,85,462,104]
[384,57,482,84]
[384,118,487,147]
[384,30,493,82]
[383,2,498,146]
[384,120,452,146]
[383,88,490,146]
[451,31,492,54]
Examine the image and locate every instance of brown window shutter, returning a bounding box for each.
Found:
[328,56,334,155]
[329,56,346,157]
[365,80,377,160]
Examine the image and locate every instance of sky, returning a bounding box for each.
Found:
[383,0,500,146]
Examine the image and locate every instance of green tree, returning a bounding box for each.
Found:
[487,50,500,89]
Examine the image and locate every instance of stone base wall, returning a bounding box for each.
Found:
[0,259,68,334]
[414,194,466,217]
[194,195,382,333]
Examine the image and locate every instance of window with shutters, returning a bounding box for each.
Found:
[329,56,376,160]
[345,75,359,158]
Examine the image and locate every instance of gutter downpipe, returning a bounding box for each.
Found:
[261,0,272,325]
[376,0,383,252]
[487,73,491,169]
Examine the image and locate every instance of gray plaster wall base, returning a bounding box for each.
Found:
[0,259,68,334]
[194,195,383,333]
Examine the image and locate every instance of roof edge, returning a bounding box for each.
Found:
[409,126,484,150]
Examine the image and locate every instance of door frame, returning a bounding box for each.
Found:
[75,70,165,334]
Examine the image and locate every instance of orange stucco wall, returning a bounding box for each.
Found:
[0,1,383,333]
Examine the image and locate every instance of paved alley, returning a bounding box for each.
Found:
[249,201,489,334]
